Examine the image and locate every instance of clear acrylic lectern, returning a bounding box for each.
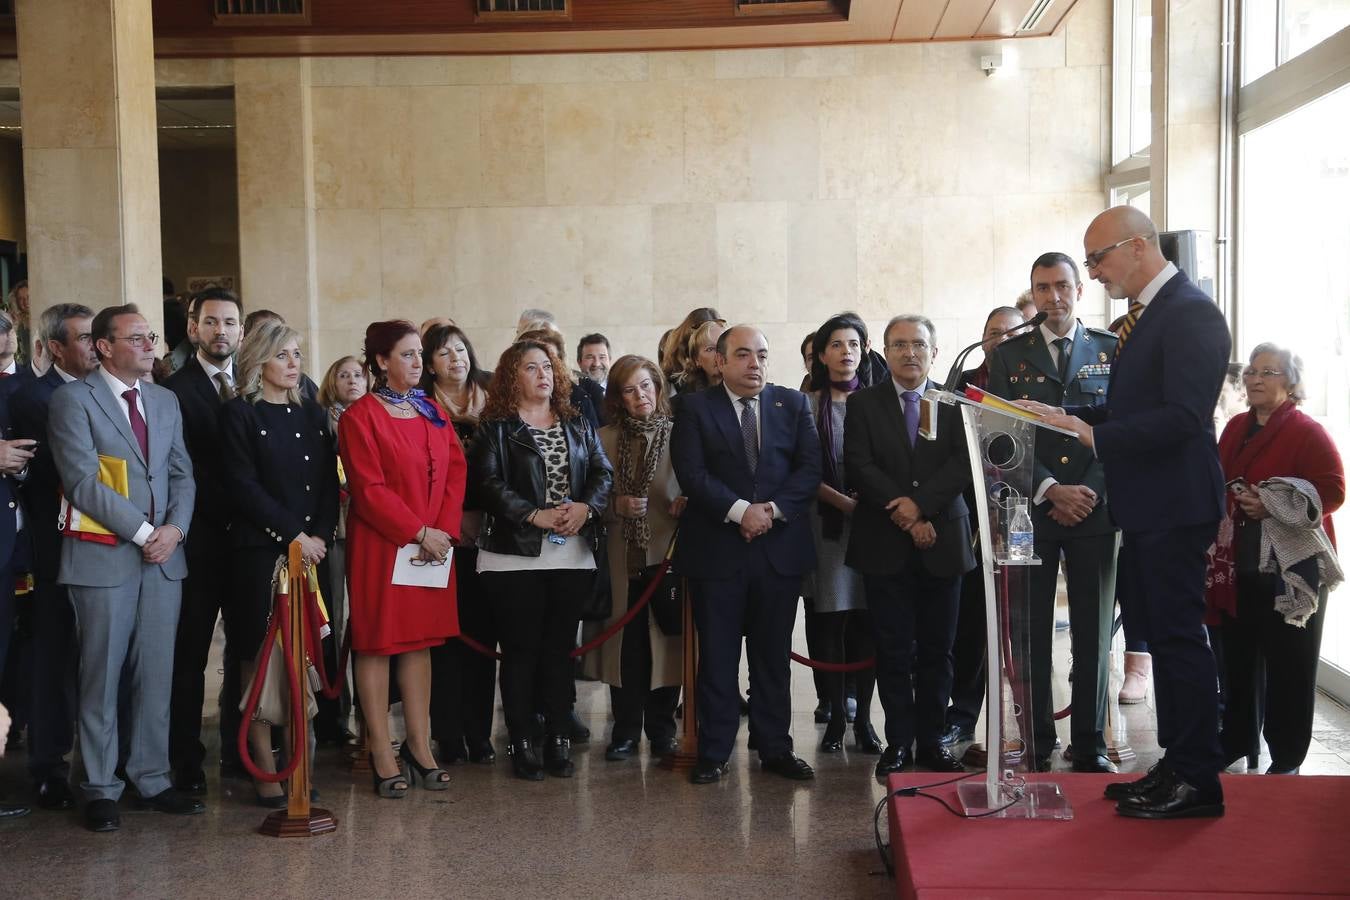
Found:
[925,388,1076,820]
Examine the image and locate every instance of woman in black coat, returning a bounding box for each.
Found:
[220,321,340,806]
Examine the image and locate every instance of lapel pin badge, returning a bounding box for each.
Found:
[1098,352,1108,363]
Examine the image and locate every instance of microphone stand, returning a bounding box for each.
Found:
[941,311,1047,392]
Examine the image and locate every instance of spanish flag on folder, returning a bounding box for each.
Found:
[57,454,130,546]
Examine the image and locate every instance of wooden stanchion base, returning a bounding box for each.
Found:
[259,807,337,838]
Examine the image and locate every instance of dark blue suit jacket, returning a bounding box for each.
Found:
[1068,270,1230,533]
[670,383,821,579]
[11,366,65,579]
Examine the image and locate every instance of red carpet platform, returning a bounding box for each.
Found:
[887,772,1350,898]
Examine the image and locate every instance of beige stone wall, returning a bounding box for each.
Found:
[234,0,1112,375]
[159,148,241,297]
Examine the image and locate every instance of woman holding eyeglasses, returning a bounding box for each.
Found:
[468,339,612,781]
[220,321,340,806]
[1207,343,1344,775]
[339,320,468,797]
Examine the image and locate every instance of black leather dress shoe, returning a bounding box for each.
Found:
[651,737,680,757]
[36,778,76,810]
[1103,761,1168,801]
[1116,775,1224,819]
[468,740,496,764]
[437,737,469,765]
[819,735,843,754]
[136,788,206,815]
[854,723,883,754]
[544,735,574,778]
[510,739,545,781]
[1072,753,1119,774]
[84,799,118,832]
[875,746,909,778]
[1,802,31,821]
[939,722,975,746]
[915,746,966,773]
[691,758,728,784]
[761,751,815,781]
[1266,762,1300,775]
[605,738,639,761]
[174,769,208,797]
[813,700,831,724]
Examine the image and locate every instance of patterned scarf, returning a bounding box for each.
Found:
[815,378,859,540]
[374,385,446,428]
[434,380,488,427]
[616,413,670,571]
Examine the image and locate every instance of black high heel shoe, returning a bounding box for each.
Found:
[853,722,883,754]
[398,741,450,791]
[820,720,846,754]
[370,753,408,799]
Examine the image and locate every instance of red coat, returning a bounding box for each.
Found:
[1218,401,1344,548]
[338,393,467,655]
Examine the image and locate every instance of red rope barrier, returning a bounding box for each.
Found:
[237,586,307,784]
[789,652,875,672]
[302,574,351,701]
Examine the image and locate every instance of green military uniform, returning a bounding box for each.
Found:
[987,321,1119,768]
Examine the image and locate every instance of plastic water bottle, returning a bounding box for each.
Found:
[1008,501,1034,562]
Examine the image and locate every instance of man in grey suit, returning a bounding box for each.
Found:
[48,304,203,832]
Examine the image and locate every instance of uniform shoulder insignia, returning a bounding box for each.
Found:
[1085,326,1118,340]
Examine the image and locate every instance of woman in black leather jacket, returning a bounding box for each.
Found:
[469,339,613,780]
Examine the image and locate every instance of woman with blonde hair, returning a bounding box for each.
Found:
[671,318,725,396]
[660,307,723,389]
[220,320,340,805]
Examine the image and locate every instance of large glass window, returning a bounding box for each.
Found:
[1113,0,1153,163]
[1243,0,1350,84]
[1238,83,1350,672]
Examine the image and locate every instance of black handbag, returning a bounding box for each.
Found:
[644,560,684,636]
[579,534,612,622]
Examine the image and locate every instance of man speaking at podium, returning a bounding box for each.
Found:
[1033,207,1231,820]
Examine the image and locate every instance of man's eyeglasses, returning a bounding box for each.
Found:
[1241,368,1284,381]
[1082,237,1138,270]
[109,332,159,349]
[887,341,930,353]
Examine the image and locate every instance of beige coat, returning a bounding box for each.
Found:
[582,423,683,689]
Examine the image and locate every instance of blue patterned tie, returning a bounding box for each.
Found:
[739,397,759,474]
[902,391,919,446]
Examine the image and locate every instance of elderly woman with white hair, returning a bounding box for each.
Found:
[1206,342,1344,775]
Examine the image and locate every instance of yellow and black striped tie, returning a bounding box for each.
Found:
[1114,301,1145,359]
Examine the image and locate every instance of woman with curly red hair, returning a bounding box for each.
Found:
[468,339,612,780]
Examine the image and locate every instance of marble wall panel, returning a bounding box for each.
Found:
[314,208,385,330]
[409,85,483,208]
[1028,66,1106,194]
[581,205,654,326]
[856,199,925,323]
[716,202,789,326]
[921,195,996,322]
[479,85,548,206]
[311,86,413,209]
[652,203,719,326]
[787,200,858,327]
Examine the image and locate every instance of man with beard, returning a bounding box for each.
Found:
[163,288,243,794]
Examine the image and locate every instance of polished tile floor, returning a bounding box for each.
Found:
[2,607,1349,899]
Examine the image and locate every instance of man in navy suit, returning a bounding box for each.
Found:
[671,325,822,784]
[1039,206,1231,819]
[11,303,96,812]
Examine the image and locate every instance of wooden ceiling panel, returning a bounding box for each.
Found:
[892,0,948,41]
[976,0,1068,37]
[933,0,998,39]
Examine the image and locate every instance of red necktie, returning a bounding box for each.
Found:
[122,387,149,460]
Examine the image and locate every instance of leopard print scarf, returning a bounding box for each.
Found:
[616,414,671,569]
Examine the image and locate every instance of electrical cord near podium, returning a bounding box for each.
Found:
[872,771,1025,878]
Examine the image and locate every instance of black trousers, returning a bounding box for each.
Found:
[1220,572,1325,769]
[815,608,875,740]
[431,548,497,751]
[1028,531,1117,759]
[609,579,678,744]
[865,569,961,752]
[25,581,77,783]
[802,596,827,704]
[947,566,987,732]
[690,552,798,762]
[484,567,591,741]
[170,539,244,777]
[1119,524,1223,790]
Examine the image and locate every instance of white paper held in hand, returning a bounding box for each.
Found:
[391,543,452,588]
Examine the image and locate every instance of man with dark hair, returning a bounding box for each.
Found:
[846,315,974,777]
[163,289,243,794]
[12,302,97,811]
[576,333,611,387]
[672,325,821,785]
[988,251,1120,773]
[1037,206,1231,819]
[50,304,201,831]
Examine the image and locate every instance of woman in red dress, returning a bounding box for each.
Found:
[339,320,467,797]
